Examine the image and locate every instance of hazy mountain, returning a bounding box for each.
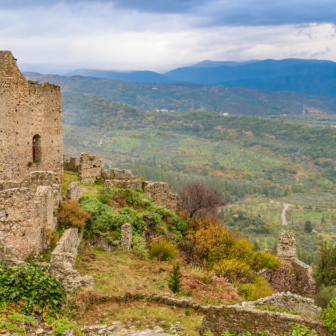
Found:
[65,68,172,83]
[18,63,75,75]
[164,59,336,96]
[28,58,336,97]
[189,60,259,68]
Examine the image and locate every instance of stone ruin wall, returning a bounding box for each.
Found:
[64,153,179,210]
[199,304,327,336]
[258,231,316,297]
[0,51,63,181]
[78,154,103,183]
[47,228,94,293]
[242,292,321,317]
[0,171,61,260]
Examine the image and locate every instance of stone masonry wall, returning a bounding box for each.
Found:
[242,292,321,317]
[0,51,63,181]
[63,155,79,172]
[199,305,327,336]
[143,181,178,210]
[78,153,103,183]
[0,171,61,260]
[258,231,316,297]
[0,188,41,259]
[49,228,94,293]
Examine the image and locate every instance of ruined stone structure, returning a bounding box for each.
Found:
[143,182,178,211]
[63,155,79,172]
[0,171,61,259]
[121,223,132,250]
[78,154,103,183]
[258,231,316,297]
[65,154,179,210]
[48,228,94,293]
[0,51,63,181]
[242,292,321,317]
[200,305,327,336]
[66,181,80,202]
[277,231,296,261]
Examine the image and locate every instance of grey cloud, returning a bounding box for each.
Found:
[2,0,336,26]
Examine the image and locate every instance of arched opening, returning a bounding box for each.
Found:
[32,134,42,162]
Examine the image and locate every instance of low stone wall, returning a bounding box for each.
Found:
[49,228,94,293]
[78,153,103,183]
[199,305,327,336]
[120,223,132,250]
[143,182,178,210]
[72,291,327,335]
[104,179,142,191]
[242,292,321,317]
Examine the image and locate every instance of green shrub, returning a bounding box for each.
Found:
[50,318,83,336]
[132,236,148,255]
[288,323,317,336]
[0,263,66,315]
[320,298,336,335]
[316,285,336,308]
[149,238,179,261]
[168,263,183,294]
[238,276,274,301]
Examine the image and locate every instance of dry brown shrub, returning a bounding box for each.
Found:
[58,200,88,228]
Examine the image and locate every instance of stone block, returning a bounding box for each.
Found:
[66,181,80,202]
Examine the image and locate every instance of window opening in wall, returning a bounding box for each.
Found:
[32,134,42,163]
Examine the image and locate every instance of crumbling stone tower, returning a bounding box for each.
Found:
[0,51,63,181]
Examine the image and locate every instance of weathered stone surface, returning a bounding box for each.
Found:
[0,235,20,266]
[110,168,134,180]
[143,182,178,210]
[121,223,132,250]
[78,153,103,183]
[64,155,79,172]
[0,51,63,181]
[200,305,327,336]
[104,179,142,190]
[258,231,316,297]
[66,181,80,202]
[0,188,42,259]
[242,292,321,317]
[49,228,94,293]
[277,231,296,260]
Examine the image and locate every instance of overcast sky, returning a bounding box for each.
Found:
[1,0,336,71]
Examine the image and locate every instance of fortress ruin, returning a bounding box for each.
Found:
[0,51,63,260]
[0,51,63,181]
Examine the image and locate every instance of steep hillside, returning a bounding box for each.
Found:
[23,72,336,114]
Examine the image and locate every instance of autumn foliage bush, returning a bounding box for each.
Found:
[58,200,88,229]
[184,216,280,282]
[182,270,241,304]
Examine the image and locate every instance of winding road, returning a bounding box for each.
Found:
[281,203,291,225]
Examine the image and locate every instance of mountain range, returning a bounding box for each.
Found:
[64,59,336,97]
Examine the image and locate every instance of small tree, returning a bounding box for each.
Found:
[168,263,183,294]
[178,182,225,218]
[304,220,313,233]
[314,242,336,287]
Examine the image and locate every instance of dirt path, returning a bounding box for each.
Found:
[281,203,291,225]
[99,133,107,147]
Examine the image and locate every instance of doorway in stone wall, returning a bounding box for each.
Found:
[32,134,42,163]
